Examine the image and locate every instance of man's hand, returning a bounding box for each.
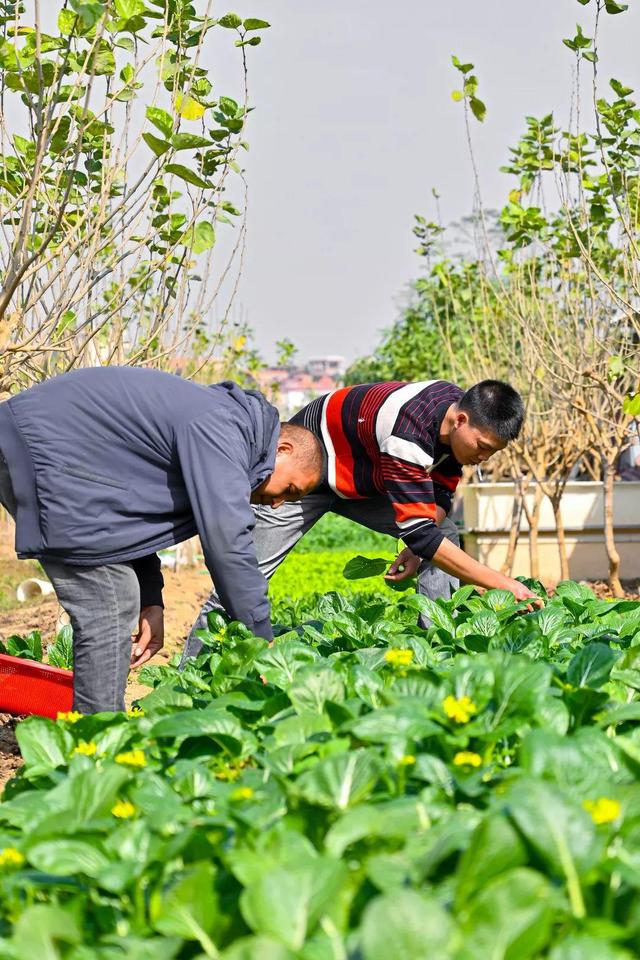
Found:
[502,577,544,610]
[131,605,164,668]
[385,547,422,582]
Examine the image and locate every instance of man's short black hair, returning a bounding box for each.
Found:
[457,380,524,442]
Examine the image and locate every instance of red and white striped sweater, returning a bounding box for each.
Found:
[290,380,463,559]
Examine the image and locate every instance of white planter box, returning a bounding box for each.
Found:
[461,481,640,584]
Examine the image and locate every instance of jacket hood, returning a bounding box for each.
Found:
[216,381,280,488]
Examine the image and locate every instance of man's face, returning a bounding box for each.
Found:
[251,444,320,508]
[448,411,507,466]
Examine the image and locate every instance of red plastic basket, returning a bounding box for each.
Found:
[0,654,73,718]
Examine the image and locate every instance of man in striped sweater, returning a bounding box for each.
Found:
[185,378,538,656]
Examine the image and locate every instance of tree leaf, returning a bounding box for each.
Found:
[218,12,242,28]
[176,94,206,120]
[470,97,487,121]
[243,18,271,30]
[146,106,173,138]
[165,164,211,188]
[115,0,147,18]
[142,132,171,157]
[172,133,211,150]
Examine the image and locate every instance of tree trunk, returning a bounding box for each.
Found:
[501,482,525,576]
[602,461,624,597]
[551,496,570,582]
[523,483,543,581]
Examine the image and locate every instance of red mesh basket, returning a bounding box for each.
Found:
[0,654,73,718]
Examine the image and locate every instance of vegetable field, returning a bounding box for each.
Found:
[1,576,640,959]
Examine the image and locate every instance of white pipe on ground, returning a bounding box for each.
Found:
[16,578,55,602]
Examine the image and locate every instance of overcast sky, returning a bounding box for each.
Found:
[215,0,640,366]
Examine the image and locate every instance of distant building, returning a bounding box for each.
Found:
[254,361,342,417]
[307,355,346,378]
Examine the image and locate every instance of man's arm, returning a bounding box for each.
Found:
[130,554,164,608]
[175,412,273,642]
[381,453,538,602]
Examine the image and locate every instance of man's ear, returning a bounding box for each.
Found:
[454,410,469,430]
[275,438,295,458]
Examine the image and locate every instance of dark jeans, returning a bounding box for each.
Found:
[0,452,138,713]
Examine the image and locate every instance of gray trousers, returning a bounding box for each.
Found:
[0,453,138,713]
[182,491,460,662]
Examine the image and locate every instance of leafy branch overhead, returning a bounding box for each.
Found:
[0,2,270,392]
[451,54,486,122]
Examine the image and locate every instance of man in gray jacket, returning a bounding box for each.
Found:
[0,366,322,713]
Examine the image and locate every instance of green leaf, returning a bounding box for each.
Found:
[243,18,271,30]
[296,749,381,810]
[455,814,528,908]
[604,0,628,12]
[165,163,211,189]
[409,595,455,633]
[142,132,171,157]
[10,905,82,960]
[182,220,216,254]
[460,868,556,959]
[219,96,239,117]
[218,12,243,28]
[172,133,211,150]
[27,838,110,877]
[223,938,296,960]
[360,889,456,960]
[240,858,346,951]
[470,97,487,121]
[342,555,389,580]
[58,9,79,34]
[623,393,640,416]
[567,643,619,689]
[151,861,220,955]
[549,935,635,959]
[451,54,474,74]
[146,106,173,138]
[115,0,147,18]
[506,779,599,916]
[16,717,72,776]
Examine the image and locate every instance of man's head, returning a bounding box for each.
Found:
[251,423,324,508]
[446,380,524,466]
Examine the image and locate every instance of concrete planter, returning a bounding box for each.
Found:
[462,481,640,584]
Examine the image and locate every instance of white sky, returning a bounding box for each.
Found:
[219,0,640,365]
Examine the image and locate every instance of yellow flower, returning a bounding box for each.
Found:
[583,797,621,825]
[115,749,146,768]
[384,649,414,667]
[126,707,145,718]
[0,848,24,869]
[453,751,482,768]
[230,786,254,802]
[57,710,83,724]
[111,800,136,819]
[73,741,97,757]
[399,755,416,766]
[443,695,477,724]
